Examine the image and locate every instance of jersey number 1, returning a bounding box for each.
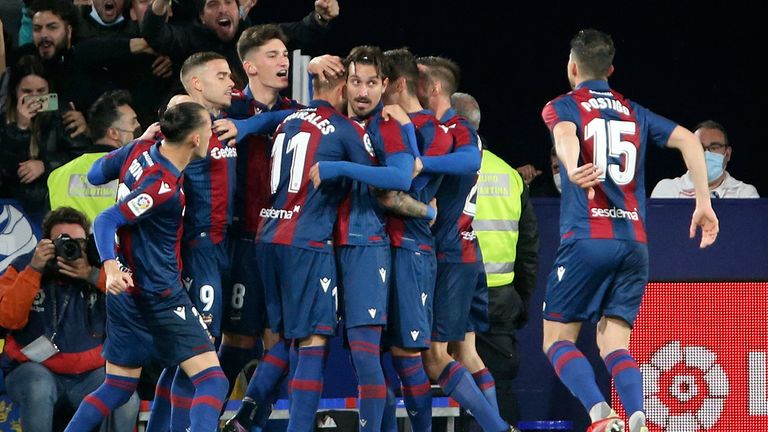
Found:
[585,118,637,185]
[271,131,311,194]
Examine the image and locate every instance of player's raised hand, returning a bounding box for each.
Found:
[104,260,133,295]
[567,163,602,200]
[213,119,238,146]
[308,55,344,82]
[690,206,719,248]
[138,122,161,141]
[381,104,411,126]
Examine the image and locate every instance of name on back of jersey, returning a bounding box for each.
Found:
[580,92,630,115]
[283,109,336,135]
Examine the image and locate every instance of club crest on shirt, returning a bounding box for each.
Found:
[127,193,154,216]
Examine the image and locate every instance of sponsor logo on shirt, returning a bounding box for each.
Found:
[259,205,301,220]
[590,207,640,221]
[210,146,237,159]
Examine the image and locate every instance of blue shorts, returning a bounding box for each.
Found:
[336,245,390,328]
[222,237,267,336]
[103,290,214,368]
[543,239,649,326]
[432,261,489,342]
[385,247,436,350]
[181,236,230,337]
[256,243,337,340]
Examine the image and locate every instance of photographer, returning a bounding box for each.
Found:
[0,207,139,432]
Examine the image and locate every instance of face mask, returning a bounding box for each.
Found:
[704,151,725,183]
[553,173,562,194]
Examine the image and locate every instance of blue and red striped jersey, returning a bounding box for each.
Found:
[541,79,677,243]
[228,87,302,236]
[388,110,453,252]
[181,113,237,244]
[256,100,378,250]
[432,108,483,263]
[99,140,185,297]
[334,104,412,247]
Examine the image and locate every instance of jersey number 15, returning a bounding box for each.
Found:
[585,118,637,185]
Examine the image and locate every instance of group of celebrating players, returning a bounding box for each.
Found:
[60,23,720,432]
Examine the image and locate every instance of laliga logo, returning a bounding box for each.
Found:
[641,341,729,430]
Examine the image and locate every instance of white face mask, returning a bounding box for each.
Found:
[553,173,562,194]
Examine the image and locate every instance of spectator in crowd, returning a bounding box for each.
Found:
[13,0,89,136]
[47,89,148,221]
[453,92,540,427]
[74,0,141,40]
[0,206,139,432]
[1,18,9,113]
[529,146,562,198]
[651,120,759,198]
[0,55,89,220]
[141,0,339,87]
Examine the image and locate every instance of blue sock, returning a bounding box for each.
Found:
[605,349,644,416]
[64,374,139,431]
[472,368,499,411]
[235,339,290,428]
[146,367,174,432]
[381,376,399,432]
[288,345,328,432]
[392,355,432,432]
[348,326,386,432]
[380,354,399,432]
[170,367,195,432]
[288,341,299,410]
[189,366,229,431]
[438,361,508,432]
[219,344,259,395]
[547,341,606,412]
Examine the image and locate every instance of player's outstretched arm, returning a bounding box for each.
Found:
[311,153,414,191]
[552,121,602,200]
[666,125,719,247]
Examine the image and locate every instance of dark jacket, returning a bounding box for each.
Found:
[75,6,141,42]
[0,111,90,213]
[141,10,330,88]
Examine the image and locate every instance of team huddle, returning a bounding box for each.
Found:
[61,26,719,432]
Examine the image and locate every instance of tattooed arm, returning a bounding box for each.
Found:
[375,189,436,220]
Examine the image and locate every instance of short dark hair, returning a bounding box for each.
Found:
[180,51,227,83]
[570,29,615,79]
[344,45,388,79]
[160,102,208,143]
[384,48,418,95]
[416,56,460,95]
[29,0,77,27]
[88,90,133,141]
[237,24,288,61]
[43,207,90,239]
[694,120,729,146]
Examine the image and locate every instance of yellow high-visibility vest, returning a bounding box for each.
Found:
[474,150,523,288]
[47,152,117,222]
